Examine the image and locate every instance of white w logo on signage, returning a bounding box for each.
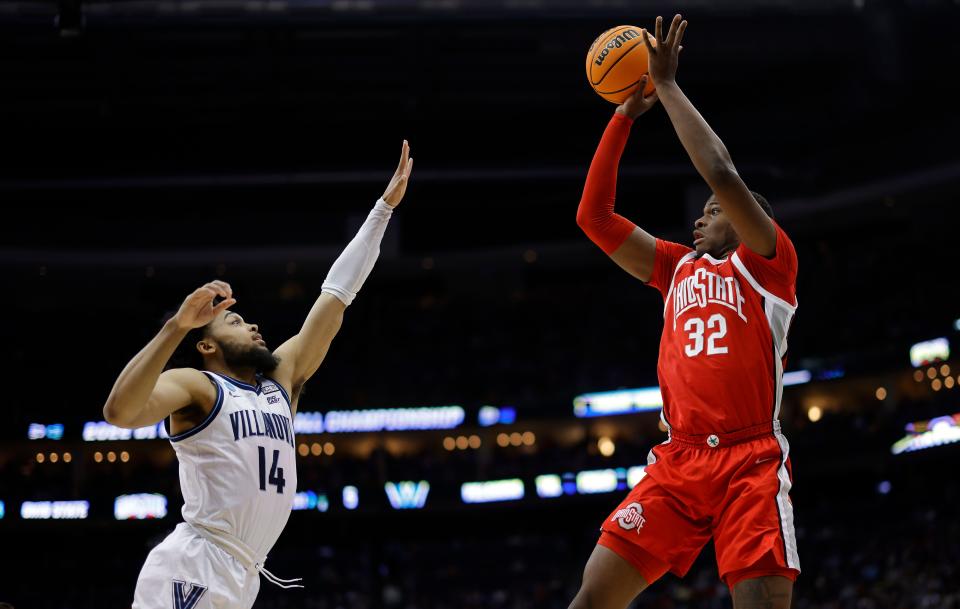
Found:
[384,480,431,509]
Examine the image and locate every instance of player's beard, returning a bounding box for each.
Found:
[220,341,280,374]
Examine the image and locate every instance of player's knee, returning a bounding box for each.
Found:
[567,588,588,609]
[568,573,646,609]
[732,575,793,609]
[567,586,611,609]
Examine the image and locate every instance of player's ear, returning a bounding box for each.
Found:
[197,339,217,356]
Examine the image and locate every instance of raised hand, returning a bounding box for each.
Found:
[643,14,687,86]
[172,280,236,330]
[615,75,660,120]
[381,140,414,208]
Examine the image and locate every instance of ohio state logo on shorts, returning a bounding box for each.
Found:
[611,502,646,531]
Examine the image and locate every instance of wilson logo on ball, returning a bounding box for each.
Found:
[593,29,642,66]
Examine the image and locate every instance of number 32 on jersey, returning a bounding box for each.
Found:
[683,313,729,357]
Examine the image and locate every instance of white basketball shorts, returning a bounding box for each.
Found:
[132,523,260,609]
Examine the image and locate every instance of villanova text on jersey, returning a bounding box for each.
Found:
[228,405,295,448]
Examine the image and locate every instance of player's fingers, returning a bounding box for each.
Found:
[405,157,414,178]
[188,288,216,309]
[644,89,659,106]
[654,16,663,43]
[211,280,233,297]
[674,20,688,49]
[396,140,409,175]
[203,282,228,298]
[666,14,681,45]
[212,298,237,315]
[642,29,656,55]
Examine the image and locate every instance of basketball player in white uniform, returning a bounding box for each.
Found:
[102,142,414,609]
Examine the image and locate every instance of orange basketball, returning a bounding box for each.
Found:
[585,25,656,104]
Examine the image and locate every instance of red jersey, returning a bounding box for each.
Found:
[646,223,798,434]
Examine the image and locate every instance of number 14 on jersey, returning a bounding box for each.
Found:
[258,446,286,494]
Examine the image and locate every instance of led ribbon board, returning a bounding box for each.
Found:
[294,406,465,434]
[576,469,618,494]
[21,501,89,520]
[573,387,663,418]
[461,479,524,504]
[114,494,167,520]
[782,370,811,386]
[292,491,329,512]
[909,337,949,367]
[892,413,960,455]
[535,475,563,498]
[82,421,168,441]
[537,466,647,498]
[477,406,516,427]
[342,486,359,510]
[384,481,431,509]
[28,423,64,440]
[575,374,815,410]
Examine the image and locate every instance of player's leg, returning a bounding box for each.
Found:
[132,524,253,609]
[567,544,651,609]
[713,437,800,606]
[731,575,793,609]
[570,454,711,609]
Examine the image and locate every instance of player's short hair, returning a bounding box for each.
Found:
[751,191,774,219]
[168,323,212,371]
[163,298,221,371]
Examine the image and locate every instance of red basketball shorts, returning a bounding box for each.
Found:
[598,424,801,587]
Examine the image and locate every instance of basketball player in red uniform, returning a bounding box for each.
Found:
[570,15,799,609]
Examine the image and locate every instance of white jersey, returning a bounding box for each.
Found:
[168,371,297,567]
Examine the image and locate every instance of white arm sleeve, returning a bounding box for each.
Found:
[321,199,394,306]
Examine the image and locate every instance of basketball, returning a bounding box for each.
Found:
[585,25,657,104]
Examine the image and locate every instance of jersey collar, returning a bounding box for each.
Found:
[211,371,263,394]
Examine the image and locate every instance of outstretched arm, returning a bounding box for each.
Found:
[644,14,777,257]
[271,141,414,404]
[577,77,660,281]
[103,281,233,428]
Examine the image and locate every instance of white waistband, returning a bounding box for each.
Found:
[185,523,303,589]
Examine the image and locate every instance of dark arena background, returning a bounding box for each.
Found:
[2,0,959,607]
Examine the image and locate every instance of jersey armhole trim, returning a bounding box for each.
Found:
[262,375,294,415]
[731,253,797,311]
[662,251,697,317]
[168,372,225,443]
